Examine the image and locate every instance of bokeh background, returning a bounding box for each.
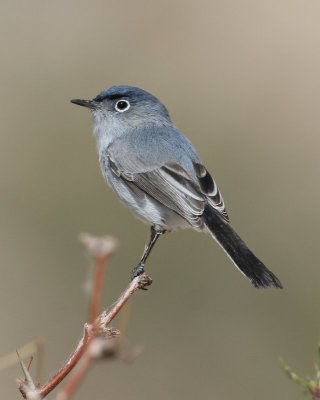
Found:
[1,1,320,399]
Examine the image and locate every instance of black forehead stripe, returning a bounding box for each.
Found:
[94,93,127,102]
[94,88,156,103]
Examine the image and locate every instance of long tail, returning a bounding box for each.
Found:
[203,204,282,289]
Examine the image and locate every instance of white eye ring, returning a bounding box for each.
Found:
[115,99,130,112]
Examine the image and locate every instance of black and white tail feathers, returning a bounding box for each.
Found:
[203,204,282,289]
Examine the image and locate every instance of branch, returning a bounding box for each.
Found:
[17,233,152,400]
[40,274,151,399]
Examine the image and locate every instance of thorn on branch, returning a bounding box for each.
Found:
[16,351,39,399]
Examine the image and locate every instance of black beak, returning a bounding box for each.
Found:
[70,99,97,109]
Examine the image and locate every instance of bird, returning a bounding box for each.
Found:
[71,85,282,289]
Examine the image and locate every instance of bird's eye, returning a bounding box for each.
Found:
[115,99,130,112]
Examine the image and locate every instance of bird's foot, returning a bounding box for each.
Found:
[131,263,150,290]
[131,262,145,280]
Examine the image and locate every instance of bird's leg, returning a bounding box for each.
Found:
[131,227,164,280]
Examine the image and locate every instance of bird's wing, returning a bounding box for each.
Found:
[106,128,229,224]
[106,159,229,227]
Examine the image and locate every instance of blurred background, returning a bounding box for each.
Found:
[0,0,319,398]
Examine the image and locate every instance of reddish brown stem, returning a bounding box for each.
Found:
[39,250,108,399]
[39,325,91,398]
[55,352,93,400]
[88,255,108,324]
[100,274,150,328]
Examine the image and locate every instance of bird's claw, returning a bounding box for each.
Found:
[131,262,145,280]
[131,264,153,290]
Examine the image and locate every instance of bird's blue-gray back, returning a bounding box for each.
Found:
[107,124,200,177]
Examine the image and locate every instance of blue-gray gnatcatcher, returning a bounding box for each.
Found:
[71,85,282,289]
